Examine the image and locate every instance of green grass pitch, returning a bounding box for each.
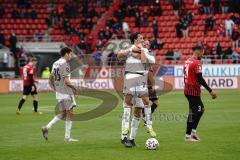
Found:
[0,90,239,160]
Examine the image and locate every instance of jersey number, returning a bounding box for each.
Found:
[53,68,61,81]
[184,63,190,81]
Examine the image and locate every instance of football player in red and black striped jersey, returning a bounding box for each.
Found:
[16,57,42,115]
[183,45,217,142]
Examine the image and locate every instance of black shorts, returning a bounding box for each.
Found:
[23,85,38,95]
[148,89,158,102]
[185,95,204,113]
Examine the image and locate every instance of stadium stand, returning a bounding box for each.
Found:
[0,0,239,67]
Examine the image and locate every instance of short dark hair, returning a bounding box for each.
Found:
[192,44,204,52]
[60,47,72,57]
[31,57,38,62]
[129,32,140,44]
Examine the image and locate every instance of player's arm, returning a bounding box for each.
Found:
[64,76,78,95]
[115,46,141,59]
[196,73,217,99]
[33,68,38,84]
[48,74,56,91]
[195,63,216,99]
[141,48,155,64]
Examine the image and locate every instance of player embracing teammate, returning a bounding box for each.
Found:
[116,33,157,147]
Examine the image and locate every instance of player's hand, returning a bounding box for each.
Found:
[132,46,141,54]
[210,90,217,99]
[72,88,78,96]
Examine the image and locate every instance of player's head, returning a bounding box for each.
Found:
[192,45,204,60]
[129,32,144,45]
[143,40,151,50]
[30,57,38,66]
[60,47,72,61]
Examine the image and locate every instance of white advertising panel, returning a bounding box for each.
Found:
[174,65,240,77]
[175,77,238,89]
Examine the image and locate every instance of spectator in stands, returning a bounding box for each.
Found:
[66,3,72,18]
[70,1,79,18]
[204,16,216,34]
[80,17,88,29]
[225,17,235,37]
[200,0,211,14]
[231,50,238,63]
[213,0,221,14]
[106,18,115,28]
[198,4,204,14]
[135,12,141,28]
[98,29,105,40]
[0,30,5,46]
[215,42,223,59]
[78,40,87,51]
[173,50,182,62]
[0,4,5,18]
[181,22,189,38]
[194,0,200,5]
[142,11,149,27]
[87,18,94,30]
[12,8,20,19]
[217,24,225,36]
[151,38,164,50]
[221,0,229,13]
[82,0,88,18]
[96,39,103,48]
[175,22,183,37]
[41,67,51,78]
[10,33,18,54]
[93,48,102,66]
[223,47,232,62]
[30,8,37,19]
[166,49,174,61]
[63,18,72,34]
[77,29,85,40]
[43,31,51,42]
[17,0,31,9]
[172,0,180,17]
[228,0,240,13]
[122,21,130,38]
[105,27,113,40]
[152,19,159,39]
[88,7,98,19]
[225,46,233,55]
[231,26,240,48]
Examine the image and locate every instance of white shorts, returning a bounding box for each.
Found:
[132,97,145,108]
[57,95,76,111]
[123,73,148,97]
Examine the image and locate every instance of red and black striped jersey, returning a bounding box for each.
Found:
[183,57,202,96]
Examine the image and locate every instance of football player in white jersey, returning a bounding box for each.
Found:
[41,47,78,142]
[116,33,156,147]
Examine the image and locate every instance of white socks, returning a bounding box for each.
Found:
[129,116,140,140]
[121,107,131,139]
[65,120,72,139]
[192,129,197,134]
[46,115,61,129]
[144,106,152,128]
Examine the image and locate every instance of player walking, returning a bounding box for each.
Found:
[183,45,217,142]
[16,57,42,115]
[41,47,78,142]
